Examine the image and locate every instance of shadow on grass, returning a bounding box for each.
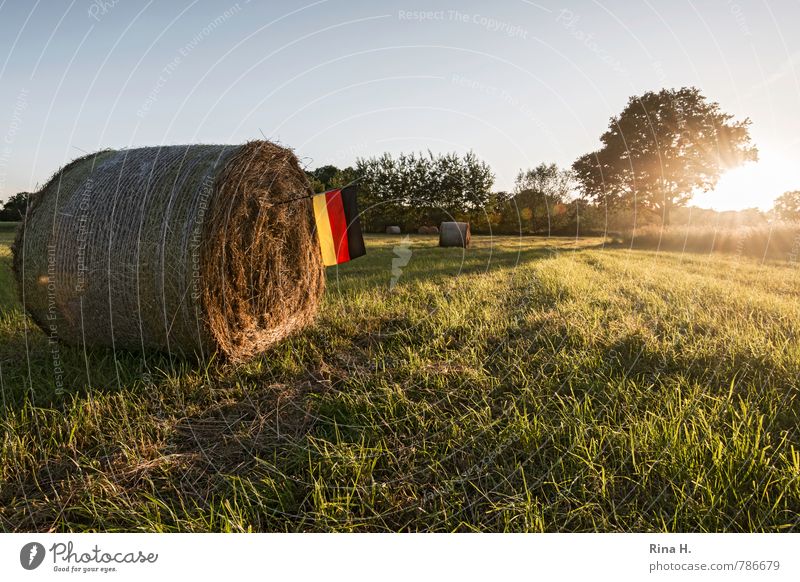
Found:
[0,258,186,413]
[0,236,592,412]
[0,324,179,412]
[329,236,606,291]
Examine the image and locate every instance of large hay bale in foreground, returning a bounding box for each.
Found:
[439,222,470,248]
[12,141,324,361]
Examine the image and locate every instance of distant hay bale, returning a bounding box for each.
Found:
[386,226,401,234]
[12,141,325,362]
[439,222,471,248]
[418,225,439,235]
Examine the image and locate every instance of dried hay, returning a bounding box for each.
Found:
[12,141,324,361]
[439,221,471,248]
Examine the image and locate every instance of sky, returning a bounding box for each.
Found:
[0,0,798,211]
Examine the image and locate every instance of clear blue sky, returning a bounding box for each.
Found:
[1,0,798,210]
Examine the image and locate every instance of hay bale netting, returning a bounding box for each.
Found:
[386,226,401,234]
[439,222,471,248]
[12,141,325,361]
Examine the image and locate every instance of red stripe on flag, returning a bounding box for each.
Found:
[325,189,350,264]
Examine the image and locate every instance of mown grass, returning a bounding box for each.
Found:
[1,232,799,532]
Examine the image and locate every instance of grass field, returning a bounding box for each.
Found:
[1,229,799,532]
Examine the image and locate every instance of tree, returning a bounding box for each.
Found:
[772,191,800,222]
[354,153,401,230]
[512,163,574,235]
[0,192,30,221]
[459,151,495,212]
[305,165,361,193]
[310,165,340,189]
[573,87,758,225]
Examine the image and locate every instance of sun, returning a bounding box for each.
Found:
[692,150,800,212]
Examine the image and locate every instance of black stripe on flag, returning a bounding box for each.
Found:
[340,185,366,260]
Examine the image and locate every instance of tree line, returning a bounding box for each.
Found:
[2,87,799,229]
[300,87,797,233]
[305,151,495,233]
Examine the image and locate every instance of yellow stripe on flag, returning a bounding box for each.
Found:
[313,193,337,266]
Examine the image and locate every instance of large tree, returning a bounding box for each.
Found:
[513,163,574,235]
[573,87,757,225]
[772,190,800,222]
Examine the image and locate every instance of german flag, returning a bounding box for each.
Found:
[312,185,366,266]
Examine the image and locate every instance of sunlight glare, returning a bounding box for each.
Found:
[693,151,800,211]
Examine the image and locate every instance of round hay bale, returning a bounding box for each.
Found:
[418,225,439,235]
[386,226,401,234]
[439,222,471,248]
[12,141,324,362]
